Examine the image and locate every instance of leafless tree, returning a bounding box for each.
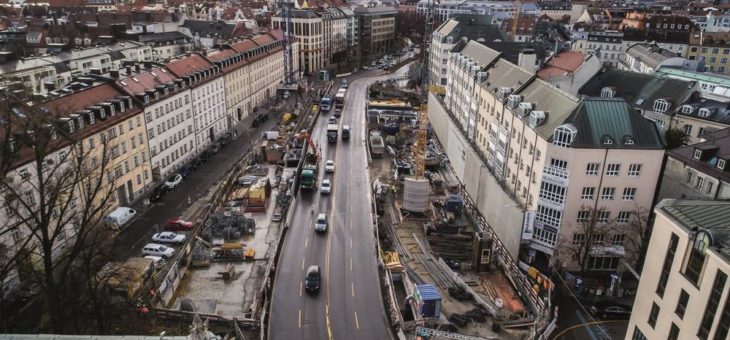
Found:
[0,92,120,332]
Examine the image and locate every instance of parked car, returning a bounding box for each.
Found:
[178,164,194,178]
[142,243,175,259]
[325,160,335,173]
[152,231,187,244]
[165,218,194,231]
[320,179,332,194]
[148,185,168,203]
[165,174,183,189]
[304,265,321,293]
[271,212,283,222]
[314,213,328,233]
[105,207,137,230]
[589,302,633,319]
[191,157,204,169]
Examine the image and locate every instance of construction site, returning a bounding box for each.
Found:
[368,79,548,339]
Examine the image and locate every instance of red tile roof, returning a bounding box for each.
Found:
[42,84,123,113]
[537,51,589,79]
[231,39,258,53]
[165,54,214,78]
[253,33,274,46]
[206,48,237,62]
[116,67,177,95]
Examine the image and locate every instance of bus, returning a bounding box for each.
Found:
[334,88,346,108]
[320,97,332,112]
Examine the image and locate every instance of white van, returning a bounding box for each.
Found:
[106,207,137,230]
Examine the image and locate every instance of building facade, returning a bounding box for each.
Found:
[627,199,730,340]
[572,31,624,68]
[688,31,730,74]
[354,6,397,65]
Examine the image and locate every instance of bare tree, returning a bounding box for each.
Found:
[0,93,120,332]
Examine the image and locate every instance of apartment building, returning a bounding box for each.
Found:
[688,31,730,74]
[572,31,624,67]
[138,32,194,62]
[659,129,730,201]
[116,66,196,180]
[354,6,397,65]
[536,51,602,96]
[656,66,730,102]
[166,54,227,154]
[429,14,504,87]
[620,43,692,74]
[627,199,730,340]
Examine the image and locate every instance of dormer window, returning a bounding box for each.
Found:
[653,98,670,113]
[88,112,96,125]
[694,149,702,159]
[602,135,614,145]
[601,87,616,98]
[65,119,75,133]
[154,91,159,100]
[718,159,726,170]
[143,95,149,103]
[623,136,635,145]
[698,108,711,118]
[681,105,693,114]
[685,230,711,284]
[50,127,58,140]
[553,124,577,148]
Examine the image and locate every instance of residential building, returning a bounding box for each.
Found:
[537,51,602,96]
[655,66,730,102]
[179,19,249,48]
[166,54,227,154]
[673,98,730,144]
[578,68,698,131]
[691,10,730,32]
[626,199,730,340]
[659,129,730,201]
[138,32,194,62]
[620,43,695,74]
[572,30,624,68]
[320,7,349,67]
[116,66,196,180]
[688,31,730,74]
[537,1,572,21]
[354,6,397,65]
[429,14,504,87]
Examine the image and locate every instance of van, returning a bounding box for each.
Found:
[106,207,137,230]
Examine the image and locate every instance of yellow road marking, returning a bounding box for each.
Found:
[354,311,360,330]
[326,304,334,340]
[298,309,302,328]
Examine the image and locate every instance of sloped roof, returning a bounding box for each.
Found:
[659,199,730,261]
[479,59,534,94]
[578,69,696,112]
[165,54,214,78]
[116,67,177,94]
[668,128,730,183]
[517,78,580,139]
[625,43,680,70]
[565,97,664,149]
[679,98,730,125]
[537,51,589,79]
[452,40,500,67]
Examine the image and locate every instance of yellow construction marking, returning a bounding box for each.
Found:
[298,309,302,328]
[354,311,360,330]
[301,257,305,270]
[326,304,334,340]
[551,320,628,339]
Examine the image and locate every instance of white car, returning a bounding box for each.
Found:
[321,179,332,194]
[152,231,186,244]
[165,174,183,189]
[325,160,335,173]
[314,213,328,233]
[142,243,175,259]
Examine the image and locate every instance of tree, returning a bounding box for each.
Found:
[0,92,120,332]
[665,127,690,149]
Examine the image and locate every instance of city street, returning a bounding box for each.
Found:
[552,286,629,340]
[269,65,410,339]
[110,102,286,260]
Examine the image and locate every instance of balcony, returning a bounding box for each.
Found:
[542,165,569,186]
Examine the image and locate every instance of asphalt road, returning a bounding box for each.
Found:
[110,101,285,261]
[269,66,410,339]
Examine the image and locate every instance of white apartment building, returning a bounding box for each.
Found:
[572,31,624,67]
[117,66,196,180]
[626,199,730,340]
[166,54,227,154]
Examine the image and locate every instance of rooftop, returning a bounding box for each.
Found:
[655,66,730,87]
[668,128,730,183]
[165,54,214,78]
[625,43,683,69]
[537,51,592,79]
[434,14,505,44]
[659,199,730,261]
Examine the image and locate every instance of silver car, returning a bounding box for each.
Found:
[314,213,328,233]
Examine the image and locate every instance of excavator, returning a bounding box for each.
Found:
[296,130,319,191]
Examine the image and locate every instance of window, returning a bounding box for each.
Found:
[596,211,610,223]
[588,255,618,270]
[683,124,693,135]
[606,163,620,176]
[656,233,680,297]
[611,233,624,246]
[694,149,702,159]
[632,326,647,340]
[668,323,680,340]
[648,302,660,328]
[654,99,670,113]
[628,164,642,176]
[675,289,689,318]
[553,124,577,147]
[718,159,726,170]
[602,187,615,200]
[622,187,637,200]
[714,289,730,340]
[601,87,615,98]
[695,176,705,189]
[686,231,710,284]
[573,233,586,245]
[581,187,595,200]
[617,211,631,224]
[586,163,600,176]
[577,210,590,222]
[698,270,728,339]
[539,182,566,206]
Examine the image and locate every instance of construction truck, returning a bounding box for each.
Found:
[327,124,338,143]
[297,130,319,191]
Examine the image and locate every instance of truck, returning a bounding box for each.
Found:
[369,131,385,157]
[327,124,339,143]
[341,125,351,141]
[320,97,332,112]
[334,88,346,108]
[300,159,318,191]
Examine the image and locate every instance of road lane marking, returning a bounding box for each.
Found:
[354,311,360,330]
[305,237,309,248]
[350,237,353,249]
[326,304,334,340]
[298,309,302,328]
[351,282,355,297]
[301,257,305,271]
[300,281,303,296]
[350,257,353,271]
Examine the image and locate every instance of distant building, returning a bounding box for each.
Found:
[626,199,730,340]
[572,31,624,68]
[620,43,696,74]
[537,51,602,96]
[688,31,730,74]
[138,32,194,62]
[354,6,396,65]
[655,66,730,102]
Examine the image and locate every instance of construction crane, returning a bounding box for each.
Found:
[511,0,521,40]
[420,0,436,98]
[278,0,295,87]
[412,104,428,178]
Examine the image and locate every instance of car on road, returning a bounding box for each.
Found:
[325,160,335,173]
[341,80,348,88]
[152,231,187,244]
[371,61,377,66]
[148,185,169,202]
[304,265,321,293]
[165,174,183,189]
[328,116,337,124]
[142,243,175,259]
[178,164,194,178]
[589,301,632,319]
[333,109,342,118]
[165,218,194,231]
[314,213,328,233]
[320,179,332,194]
[271,212,283,222]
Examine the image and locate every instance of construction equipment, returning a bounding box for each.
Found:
[298,130,319,191]
[277,0,295,88]
[296,130,318,159]
[326,124,338,143]
[412,104,428,178]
